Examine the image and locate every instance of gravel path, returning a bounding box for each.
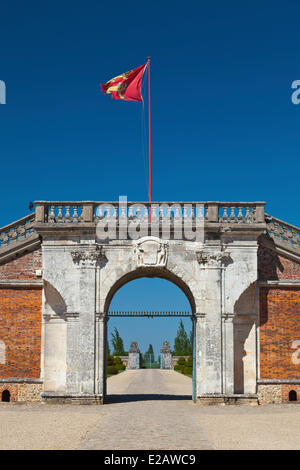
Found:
[0,370,300,450]
[81,369,212,450]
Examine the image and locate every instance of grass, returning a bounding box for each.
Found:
[174,369,193,379]
[107,369,126,378]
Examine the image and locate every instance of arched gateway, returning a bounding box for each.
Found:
[0,200,299,404]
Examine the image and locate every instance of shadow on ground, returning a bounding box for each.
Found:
[105,394,192,404]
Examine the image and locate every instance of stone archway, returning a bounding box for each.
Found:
[99,266,196,400]
[40,229,261,405]
[100,266,197,402]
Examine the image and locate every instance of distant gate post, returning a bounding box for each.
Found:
[160,341,172,369]
[128,342,140,369]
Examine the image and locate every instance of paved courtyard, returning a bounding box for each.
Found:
[0,370,300,450]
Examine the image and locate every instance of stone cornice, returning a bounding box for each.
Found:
[258,280,300,287]
[0,378,43,384]
[0,279,43,288]
[258,379,300,384]
[0,234,41,265]
[259,234,300,263]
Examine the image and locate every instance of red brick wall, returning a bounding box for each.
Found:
[0,288,42,378]
[0,249,42,280]
[260,287,300,379]
[258,245,300,281]
[0,249,42,379]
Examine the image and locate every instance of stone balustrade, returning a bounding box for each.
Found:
[34,201,266,225]
[266,214,300,254]
[0,214,36,250]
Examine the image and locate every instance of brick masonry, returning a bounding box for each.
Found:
[0,249,43,401]
[259,287,300,379]
[258,245,300,403]
[0,383,42,402]
[0,384,18,401]
[0,249,42,280]
[258,245,300,281]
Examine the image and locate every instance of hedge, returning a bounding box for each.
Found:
[183,366,193,376]
[177,357,186,366]
[107,365,118,375]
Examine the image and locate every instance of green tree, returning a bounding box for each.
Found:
[187,329,193,356]
[111,327,126,356]
[173,320,190,355]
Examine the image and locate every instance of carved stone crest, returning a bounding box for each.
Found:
[133,236,168,267]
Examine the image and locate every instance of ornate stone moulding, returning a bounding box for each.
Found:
[129,341,140,353]
[133,236,169,268]
[196,247,232,268]
[71,245,107,267]
[160,340,172,354]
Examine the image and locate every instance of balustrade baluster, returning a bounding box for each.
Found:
[10,228,18,242]
[245,206,251,223]
[230,206,236,222]
[48,206,55,223]
[237,206,243,222]
[222,206,229,223]
[65,206,71,223]
[73,206,79,223]
[57,206,63,223]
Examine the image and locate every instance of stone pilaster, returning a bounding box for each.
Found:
[70,245,104,395]
[222,313,234,394]
[95,312,107,396]
[65,312,79,394]
[196,247,232,395]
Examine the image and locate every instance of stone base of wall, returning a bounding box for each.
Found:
[41,393,104,405]
[197,394,258,406]
[282,384,300,402]
[258,383,300,404]
[0,382,43,402]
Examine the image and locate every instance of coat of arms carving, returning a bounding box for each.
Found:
[133,236,168,267]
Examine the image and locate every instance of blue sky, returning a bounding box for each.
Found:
[1,1,299,355]
[108,279,192,359]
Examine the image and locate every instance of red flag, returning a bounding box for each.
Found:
[101,64,146,102]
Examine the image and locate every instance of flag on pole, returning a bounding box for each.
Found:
[101,64,146,102]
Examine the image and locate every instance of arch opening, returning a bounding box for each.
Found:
[103,274,196,404]
[104,267,196,316]
[289,390,297,402]
[2,390,10,402]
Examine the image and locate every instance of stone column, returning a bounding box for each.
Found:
[196,248,232,396]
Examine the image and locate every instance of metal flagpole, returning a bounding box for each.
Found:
[148,56,152,203]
